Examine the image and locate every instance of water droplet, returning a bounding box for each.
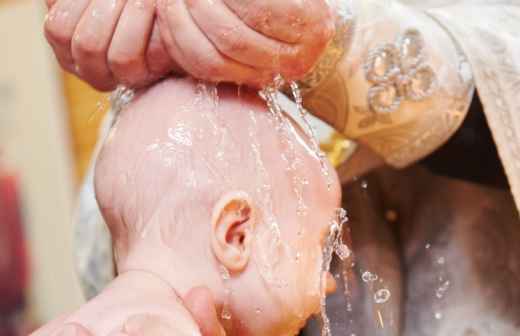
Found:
[295,252,301,263]
[435,280,450,299]
[425,243,431,249]
[362,271,378,282]
[361,180,368,189]
[374,289,391,304]
[434,312,443,320]
[221,308,232,320]
[437,257,445,265]
[335,244,351,261]
[289,81,333,189]
[220,265,230,280]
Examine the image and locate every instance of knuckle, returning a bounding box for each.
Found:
[108,51,138,72]
[44,20,71,46]
[73,35,105,59]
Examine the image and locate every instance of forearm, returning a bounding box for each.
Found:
[303,0,474,168]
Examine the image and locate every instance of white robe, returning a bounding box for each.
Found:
[402,0,520,212]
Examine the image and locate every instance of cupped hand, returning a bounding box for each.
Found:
[44,0,178,91]
[44,0,335,90]
[155,0,335,86]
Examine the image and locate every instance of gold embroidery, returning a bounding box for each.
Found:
[303,72,350,132]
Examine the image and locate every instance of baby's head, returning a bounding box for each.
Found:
[95,78,341,335]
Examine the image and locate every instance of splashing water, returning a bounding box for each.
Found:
[247,108,286,288]
[111,86,135,121]
[260,77,308,218]
[319,208,352,336]
[362,271,379,283]
[289,81,333,190]
[374,289,391,304]
[435,280,450,299]
[220,265,233,321]
[87,96,111,125]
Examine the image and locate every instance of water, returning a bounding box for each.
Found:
[320,225,338,336]
[374,289,391,304]
[289,81,333,190]
[220,265,232,320]
[111,86,135,119]
[361,271,379,283]
[87,96,110,125]
[247,110,285,288]
[260,77,308,218]
[435,280,450,299]
[319,209,352,336]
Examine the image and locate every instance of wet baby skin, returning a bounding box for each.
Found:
[31,78,341,336]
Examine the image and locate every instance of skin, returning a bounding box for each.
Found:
[44,0,334,90]
[33,78,340,336]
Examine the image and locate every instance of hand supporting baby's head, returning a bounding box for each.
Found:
[95,78,341,335]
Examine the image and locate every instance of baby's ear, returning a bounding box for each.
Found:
[211,192,256,273]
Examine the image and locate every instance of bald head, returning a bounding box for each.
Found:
[95,78,338,253]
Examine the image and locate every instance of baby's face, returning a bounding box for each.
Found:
[256,190,340,335]
[229,123,342,336]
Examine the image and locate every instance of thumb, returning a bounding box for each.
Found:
[183,287,226,336]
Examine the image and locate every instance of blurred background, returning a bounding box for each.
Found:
[0,0,109,333]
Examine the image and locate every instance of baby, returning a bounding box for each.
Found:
[33,78,341,336]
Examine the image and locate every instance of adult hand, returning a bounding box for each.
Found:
[155,0,335,86]
[30,287,225,336]
[44,0,179,91]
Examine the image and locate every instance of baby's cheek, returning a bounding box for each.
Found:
[296,245,323,317]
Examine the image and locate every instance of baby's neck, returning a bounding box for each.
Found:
[116,232,225,310]
[111,269,202,335]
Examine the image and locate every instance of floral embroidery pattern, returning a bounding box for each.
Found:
[363,29,437,116]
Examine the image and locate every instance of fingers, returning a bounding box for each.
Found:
[184,287,226,336]
[156,0,267,85]
[44,0,90,73]
[71,0,127,91]
[186,0,295,71]
[108,0,155,87]
[146,22,182,79]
